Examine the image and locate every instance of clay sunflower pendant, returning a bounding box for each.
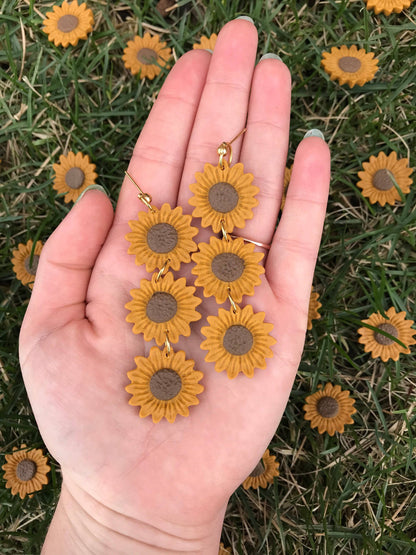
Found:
[125,271,201,346]
[191,236,264,304]
[126,346,204,423]
[303,383,356,436]
[11,240,43,289]
[200,305,276,378]
[242,449,280,490]
[126,203,198,272]
[2,445,50,499]
[321,45,379,88]
[188,160,259,233]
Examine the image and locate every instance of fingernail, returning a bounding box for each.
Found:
[259,53,283,62]
[304,129,325,140]
[204,49,213,54]
[75,185,108,204]
[236,16,254,24]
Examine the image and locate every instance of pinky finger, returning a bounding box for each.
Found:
[266,133,330,332]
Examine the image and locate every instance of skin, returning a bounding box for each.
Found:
[19,20,330,554]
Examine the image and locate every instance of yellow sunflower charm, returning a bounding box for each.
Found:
[126,346,204,423]
[2,445,50,499]
[193,33,218,51]
[11,240,43,289]
[125,272,201,346]
[189,161,259,233]
[122,32,171,79]
[201,305,275,379]
[242,449,280,490]
[303,383,357,436]
[321,45,379,88]
[126,203,198,272]
[42,1,94,48]
[357,151,413,206]
[308,288,322,330]
[280,165,292,211]
[365,0,413,15]
[192,236,264,304]
[52,151,98,203]
[358,306,415,362]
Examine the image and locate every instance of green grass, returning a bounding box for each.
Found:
[1,0,415,553]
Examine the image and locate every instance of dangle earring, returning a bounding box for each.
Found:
[189,130,276,379]
[124,173,204,423]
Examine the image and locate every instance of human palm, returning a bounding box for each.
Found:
[19,20,330,552]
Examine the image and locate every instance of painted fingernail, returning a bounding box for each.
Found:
[204,49,213,54]
[75,185,108,204]
[259,53,283,62]
[236,16,254,24]
[304,129,325,140]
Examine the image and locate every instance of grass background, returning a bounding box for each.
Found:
[1,0,415,553]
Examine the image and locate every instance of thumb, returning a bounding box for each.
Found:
[21,187,114,341]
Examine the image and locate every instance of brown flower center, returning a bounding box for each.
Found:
[208,182,239,213]
[24,254,40,275]
[150,368,182,400]
[249,460,264,477]
[211,252,244,282]
[374,323,398,345]
[372,169,394,191]
[57,14,79,33]
[137,48,158,65]
[16,459,37,481]
[147,223,178,254]
[65,167,85,189]
[223,325,253,355]
[338,56,362,73]
[146,292,177,323]
[317,396,339,418]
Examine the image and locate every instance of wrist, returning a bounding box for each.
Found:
[43,480,227,554]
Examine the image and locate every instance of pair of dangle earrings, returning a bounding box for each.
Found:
[124,130,276,423]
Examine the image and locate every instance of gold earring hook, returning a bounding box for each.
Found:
[155,259,171,281]
[164,330,171,358]
[217,127,247,170]
[227,288,239,314]
[125,171,155,212]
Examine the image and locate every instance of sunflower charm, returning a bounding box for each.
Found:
[303,383,357,436]
[321,45,379,88]
[126,203,198,272]
[122,32,171,79]
[188,161,259,233]
[2,445,50,499]
[242,449,280,490]
[192,236,264,304]
[365,0,413,15]
[357,306,415,361]
[126,347,204,423]
[125,272,201,346]
[52,151,98,203]
[11,240,43,289]
[42,1,94,48]
[357,151,413,206]
[200,305,275,378]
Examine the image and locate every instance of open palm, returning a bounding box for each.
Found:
[19,20,330,553]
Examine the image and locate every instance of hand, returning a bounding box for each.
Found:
[20,19,330,554]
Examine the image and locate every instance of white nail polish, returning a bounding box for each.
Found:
[304,129,325,140]
[236,16,254,24]
[259,53,283,62]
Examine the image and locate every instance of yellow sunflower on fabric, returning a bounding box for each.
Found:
[42,1,94,48]
[200,305,276,379]
[242,449,280,490]
[52,151,98,203]
[126,346,204,423]
[11,240,43,289]
[189,161,259,233]
[308,288,322,330]
[358,306,415,362]
[126,203,198,272]
[303,383,356,436]
[365,0,413,15]
[321,45,379,88]
[122,32,171,79]
[2,445,50,499]
[125,272,201,346]
[193,33,218,51]
[192,236,264,304]
[357,151,413,206]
